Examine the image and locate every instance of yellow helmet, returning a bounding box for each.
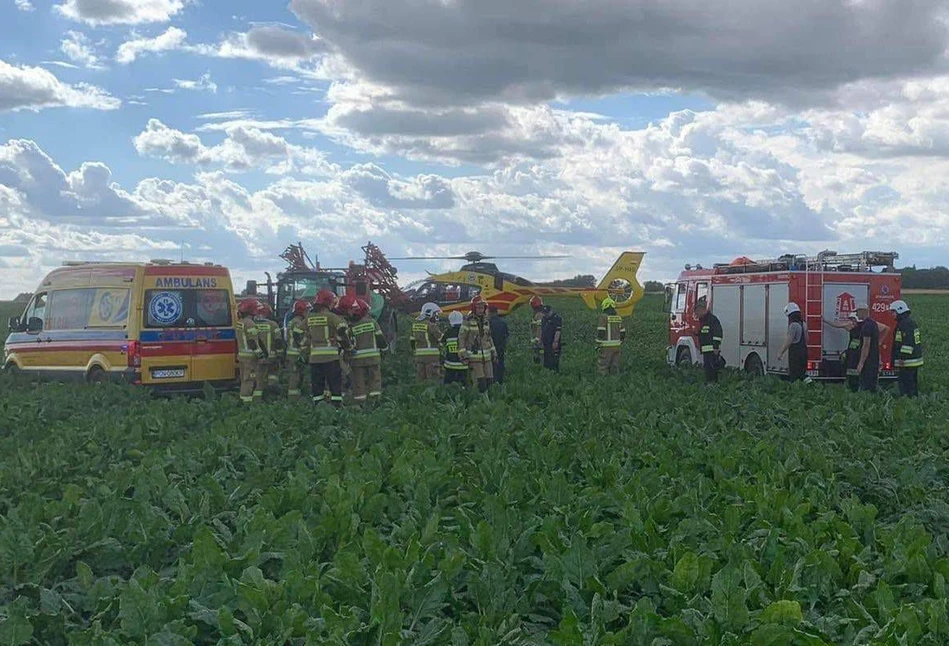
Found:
[601,297,616,311]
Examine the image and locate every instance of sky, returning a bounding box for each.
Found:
[1,0,948,298]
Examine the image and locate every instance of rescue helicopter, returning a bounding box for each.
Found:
[394,250,646,317]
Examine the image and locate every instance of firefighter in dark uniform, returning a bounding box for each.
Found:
[695,298,723,383]
[889,300,923,397]
[777,302,807,381]
[442,311,468,385]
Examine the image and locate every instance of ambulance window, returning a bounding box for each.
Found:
[194,290,232,327]
[145,290,186,327]
[674,284,687,312]
[46,289,96,330]
[24,292,48,329]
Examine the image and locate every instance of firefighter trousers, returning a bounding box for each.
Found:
[310,360,343,406]
[702,353,720,383]
[238,356,260,402]
[897,367,919,397]
[598,347,621,375]
[494,351,506,384]
[352,362,382,403]
[287,359,306,399]
[415,357,442,382]
[444,367,468,386]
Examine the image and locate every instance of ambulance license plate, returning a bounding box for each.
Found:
[152,368,186,379]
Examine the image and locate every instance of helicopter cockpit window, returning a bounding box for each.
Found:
[444,284,461,301]
[417,282,445,301]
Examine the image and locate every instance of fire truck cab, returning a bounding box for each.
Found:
[667,251,901,381]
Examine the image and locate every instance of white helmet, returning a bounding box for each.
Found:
[889,300,910,315]
[448,311,463,326]
[783,302,801,316]
[417,302,442,321]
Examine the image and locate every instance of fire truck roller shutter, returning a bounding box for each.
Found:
[711,285,740,369]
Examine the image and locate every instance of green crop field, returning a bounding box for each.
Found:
[2,295,948,644]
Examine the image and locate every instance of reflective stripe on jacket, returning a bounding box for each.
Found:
[351,316,388,365]
[893,317,924,368]
[412,321,442,358]
[236,315,258,357]
[597,314,625,348]
[306,310,349,363]
[698,313,723,354]
[459,315,495,362]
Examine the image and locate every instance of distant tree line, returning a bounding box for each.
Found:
[539,274,596,288]
[900,266,949,289]
[643,281,665,293]
[14,293,32,303]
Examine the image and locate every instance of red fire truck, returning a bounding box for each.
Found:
[666,250,901,381]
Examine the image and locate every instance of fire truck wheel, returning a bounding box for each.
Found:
[675,347,693,368]
[744,353,764,377]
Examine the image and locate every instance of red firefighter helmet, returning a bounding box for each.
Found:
[470,295,487,313]
[313,289,336,308]
[257,301,273,317]
[292,299,311,316]
[352,298,371,318]
[336,293,357,315]
[238,298,259,315]
[529,295,544,310]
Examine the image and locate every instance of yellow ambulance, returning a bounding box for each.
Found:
[3,260,238,391]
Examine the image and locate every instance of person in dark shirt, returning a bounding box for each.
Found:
[540,305,563,372]
[854,304,880,392]
[488,306,509,384]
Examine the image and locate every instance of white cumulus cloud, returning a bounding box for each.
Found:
[173,72,217,93]
[0,58,119,112]
[60,31,105,70]
[56,0,186,26]
[116,26,187,65]
[15,0,34,11]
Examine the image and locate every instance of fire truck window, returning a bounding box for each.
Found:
[674,284,687,311]
[696,282,709,307]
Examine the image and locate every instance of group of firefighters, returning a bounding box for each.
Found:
[233,290,630,406]
[694,297,924,396]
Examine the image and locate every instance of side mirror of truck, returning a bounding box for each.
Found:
[7,316,20,332]
[26,317,43,333]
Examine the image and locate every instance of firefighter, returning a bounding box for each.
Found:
[442,311,468,385]
[695,298,723,383]
[540,304,563,372]
[777,303,808,382]
[488,305,509,384]
[348,298,388,404]
[286,299,311,400]
[411,302,444,382]
[459,295,496,392]
[529,295,544,363]
[306,289,350,408]
[596,297,625,376]
[889,300,923,397]
[254,302,283,398]
[235,298,264,403]
[334,294,356,393]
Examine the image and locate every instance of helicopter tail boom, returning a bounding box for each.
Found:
[579,251,645,316]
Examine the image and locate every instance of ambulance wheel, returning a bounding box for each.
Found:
[4,362,20,377]
[675,347,692,368]
[744,353,764,377]
[87,367,107,384]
